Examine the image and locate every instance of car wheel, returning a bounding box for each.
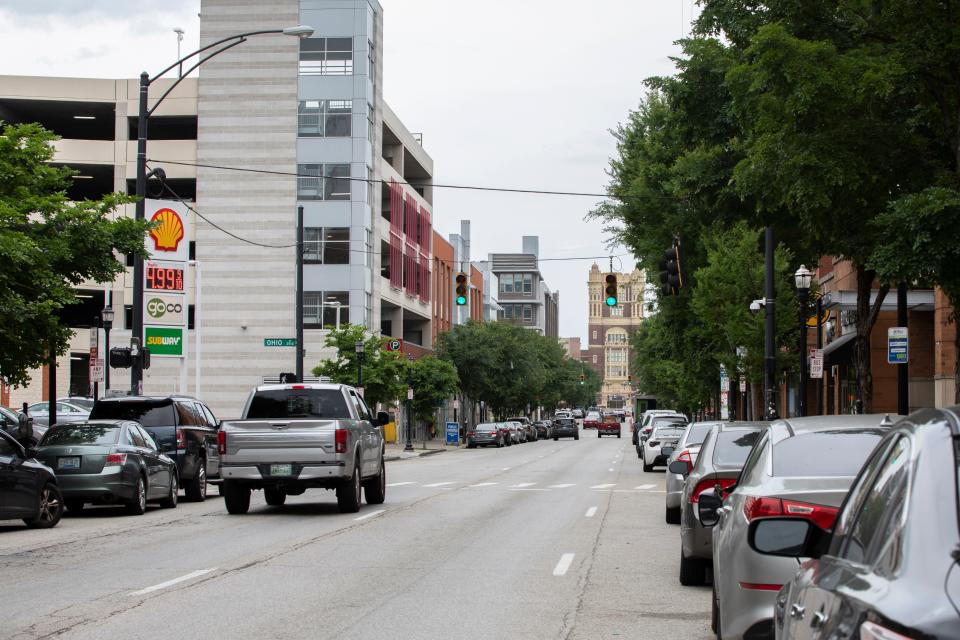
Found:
[185,461,207,502]
[679,551,708,586]
[665,505,681,524]
[159,474,179,509]
[126,476,147,515]
[223,481,250,514]
[597,431,602,438]
[336,458,362,513]
[617,433,621,438]
[264,486,287,506]
[553,436,559,441]
[65,499,85,514]
[574,434,579,440]
[363,457,386,505]
[643,458,653,472]
[24,483,64,529]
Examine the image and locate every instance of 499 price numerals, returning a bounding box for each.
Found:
[146,265,184,291]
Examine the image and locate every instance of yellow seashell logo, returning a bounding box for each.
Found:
[149,208,185,253]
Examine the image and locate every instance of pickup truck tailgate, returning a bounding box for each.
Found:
[223,419,340,464]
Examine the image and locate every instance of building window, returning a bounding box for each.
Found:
[500,274,513,293]
[593,355,598,364]
[304,291,350,328]
[303,227,350,264]
[592,330,597,340]
[606,331,627,345]
[498,273,533,295]
[368,38,375,78]
[367,102,375,143]
[522,304,533,322]
[610,306,623,317]
[298,100,352,137]
[299,37,353,75]
[298,163,351,200]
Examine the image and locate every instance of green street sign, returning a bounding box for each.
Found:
[145,327,184,357]
[264,338,298,347]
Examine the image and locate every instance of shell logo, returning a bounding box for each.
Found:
[149,208,185,252]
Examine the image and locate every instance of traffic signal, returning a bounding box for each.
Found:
[279,372,298,383]
[658,237,684,296]
[110,347,132,369]
[604,273,618,306]
[455,273,468,306]
[141,348,151,371]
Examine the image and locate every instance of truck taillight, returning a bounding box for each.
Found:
[104,453,127,466]
[743,496,839,529]
[335,428,348,454]
[218,430,226,455]
[690,477,737,503]
[176,427,186,450]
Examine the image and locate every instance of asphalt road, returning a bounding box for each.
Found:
[0,428,712,640]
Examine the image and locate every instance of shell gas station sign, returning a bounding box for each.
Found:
[143,200,188,358]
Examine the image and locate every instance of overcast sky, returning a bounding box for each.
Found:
[0,0,698,342]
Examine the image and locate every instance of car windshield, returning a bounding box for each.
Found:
[713,429,763,467]
[651,417,686,429]
[652,425,686,439]
[40,425,120,446]
[247,389,351,419]
[773,430,886,477]
[557,419,575,425]
[477,424,499,430]
[67,398,95,410]
[89,401,177,427]
[684,423,716,446]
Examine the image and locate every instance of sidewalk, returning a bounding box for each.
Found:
[383,439,463,461]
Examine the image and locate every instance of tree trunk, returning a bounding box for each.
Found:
[853,264,890,413]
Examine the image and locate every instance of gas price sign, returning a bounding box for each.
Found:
[145,261,185,292]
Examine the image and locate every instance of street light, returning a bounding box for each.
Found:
[130,24,314,395]
[794,264,813,417]
[355,340,365,390]
[101,306,114,393]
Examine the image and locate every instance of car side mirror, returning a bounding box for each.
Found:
[375,411,390,427]
[747,517,829,559]
[697,490,723,528]
[668,460,689,476]
[25,447,38,459]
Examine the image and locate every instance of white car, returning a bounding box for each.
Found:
[641,423,687,471]
[555,410,572,419]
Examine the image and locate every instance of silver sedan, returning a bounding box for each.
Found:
[664,421,719,524]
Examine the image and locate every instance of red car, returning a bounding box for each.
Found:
[597,414,622,438]
[582,411,601,429]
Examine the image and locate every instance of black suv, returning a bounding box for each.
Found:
[89,396,220,501]
[0,430,64,528]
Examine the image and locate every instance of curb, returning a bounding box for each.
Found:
[384,449,447,462]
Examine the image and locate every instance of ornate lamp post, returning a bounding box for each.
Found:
[794,265,813,417]
[101,306,115,393]
[355,340,365,390]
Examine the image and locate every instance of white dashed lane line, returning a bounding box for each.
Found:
[590,483,616,489]
[129,569,216,597]
[547,483,576,489]
[585,506,597,518]
[354,509,385,521]
[509,483,536,488]
[635,484,656,490]
[469,482,498,487]
[423,482,454,488]
[386,482,414,487]
[553,554,575,576]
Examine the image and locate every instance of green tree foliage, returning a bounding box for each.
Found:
[407,355,460,422]
[0,123,148,388]
[312,325,407,408]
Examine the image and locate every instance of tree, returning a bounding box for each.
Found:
[0,123,148,388]
[407,355,460,422]
[312,324,406,408]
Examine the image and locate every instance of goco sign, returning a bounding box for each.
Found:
[144,295,186,325]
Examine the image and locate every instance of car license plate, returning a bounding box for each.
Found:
[58,457,80,470]
[270,464,293,476]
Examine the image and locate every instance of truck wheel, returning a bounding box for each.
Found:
[223,481,250,515]
[337,459,362,513]
[264,486,287,506]
[185,460,207,502]
[363,458,386,505]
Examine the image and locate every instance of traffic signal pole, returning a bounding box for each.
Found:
[296,206,304,383]
[764,226,778,420]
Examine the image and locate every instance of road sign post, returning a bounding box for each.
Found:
[887,327,908,365]
[264,338,298,347]
[446,421,459,446]
[809,348,824,380]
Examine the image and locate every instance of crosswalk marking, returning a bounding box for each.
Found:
[590,483,616,489]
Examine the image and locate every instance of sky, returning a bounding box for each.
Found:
[0,0,698,342]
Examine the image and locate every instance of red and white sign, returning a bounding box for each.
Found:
[145,199,190,262]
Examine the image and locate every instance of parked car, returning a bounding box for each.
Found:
[1,405,47,444]
[555,410,573,420]
[0,430,64,528]
[702,414,891,640]
[533,421,552,439]
[218,382,387,514]
[671,421,766,581]
[498,423,514,446]
[36,420,178,514]
[664,421,722,524]
[748,407,960,640]
[89,395,220,501]
[583,411,602,429]
[27,400,90,427]
[640,422,687,471]
[64,397,95,411]
[634,410,684,445]
[637,415,688,460]
[509,420,528,443]
[598,413,622,438]
[466,423,504,448]
[571,408,584,419]
[552,417,579,440]
[506,417,536,442]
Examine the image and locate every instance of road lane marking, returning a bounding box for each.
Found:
[553,554,575,576]
[424,482,454,487]
[509,482,535,488]
[548,483,575,489]
[502,467,510,471]
[130,569,216,596]
[608,468,614,472]
[510,488,548,491]
[387,482,415,487]
[591,483,616,489]
[635,484,656,490]
[585,506,597,518]
[354,509,385,521]
[469,482,498,487]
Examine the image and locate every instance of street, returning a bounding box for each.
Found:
[0,432,711,640]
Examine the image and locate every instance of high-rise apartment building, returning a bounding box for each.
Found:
[582,264,646,408]
[481,236,560,338]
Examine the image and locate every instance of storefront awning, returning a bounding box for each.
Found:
[823,331,857,363]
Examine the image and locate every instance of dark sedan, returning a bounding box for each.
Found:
[0,430,64,528]
[750,407,960,639]
[533,421,552,439]
[36,420,178,515]
[466,423,505,448]
[552,418,579,440]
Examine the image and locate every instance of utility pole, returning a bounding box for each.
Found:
[897,281,908,414]
[296,206,304,382]
[764,226,778,420]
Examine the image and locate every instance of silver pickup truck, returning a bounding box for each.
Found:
[218,382,388,514]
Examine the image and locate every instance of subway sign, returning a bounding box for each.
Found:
[145,327,184,357]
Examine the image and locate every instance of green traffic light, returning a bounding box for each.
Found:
[606,296,617,306]
[456,295,467,305]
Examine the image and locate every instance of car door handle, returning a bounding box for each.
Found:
[790,604,805,619]
[811,611,827,629]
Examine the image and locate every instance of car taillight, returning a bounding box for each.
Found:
[104,453,127,466]
[489,432,497,436]
[677,450,694,474]
[859,621,913,640]
[467,431,475,437]
[690,477,737,503]
[176,427,186,450]
[218,430,226,455]
[743,496,839,529]
[335,428,348,454]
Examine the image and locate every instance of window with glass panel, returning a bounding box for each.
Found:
[304,291,350,328]
[298,100,352,137]
[523,274,533,295]
[500,274,514,293]
[299,37,353,75]
[298,164,351,201]
[303,227,350,264]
